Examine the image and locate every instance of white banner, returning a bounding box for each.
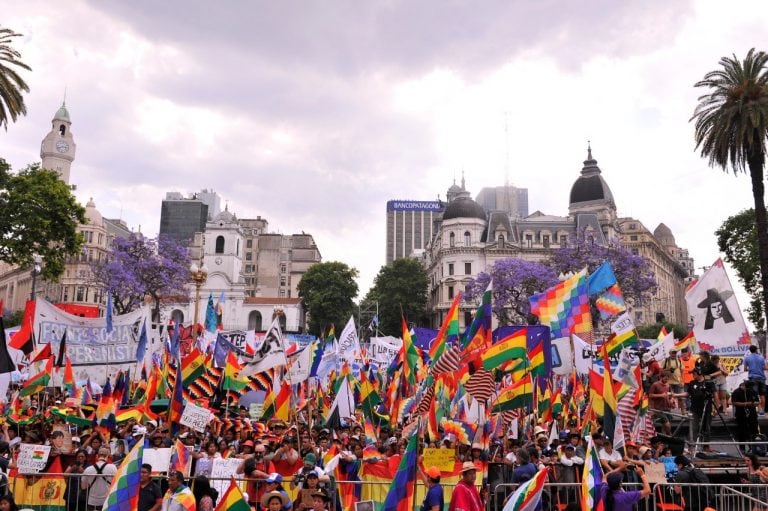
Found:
[686,259,751,352]
[144,447,171,474]
[369,336,402,365]
[611,312,636,337]
[180,402,213,433]
[551,337,573,376]
[646,332,676,363]
[337,316,361,362]
[18,444,50,474]
[287,344,312,383]
[210,458,244,505]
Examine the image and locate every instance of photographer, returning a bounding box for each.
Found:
[676,368,713,442]
[290,453,329,490]
[731,380,759,451]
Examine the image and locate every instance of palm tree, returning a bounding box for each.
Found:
[0,27,31,131]
[692,48,768,330]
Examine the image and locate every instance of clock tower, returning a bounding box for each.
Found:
[40,102,76,184]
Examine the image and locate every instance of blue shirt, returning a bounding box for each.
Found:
[512,462,537,483]
[744,353,766,380]
[420,484,443,511]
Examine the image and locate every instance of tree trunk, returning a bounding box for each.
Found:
[748,152,768,332]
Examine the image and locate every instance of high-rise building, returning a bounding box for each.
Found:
[159,192,210,246]
[385,200,445,265]
[475,185,529,218]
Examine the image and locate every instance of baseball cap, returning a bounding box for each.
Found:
[265,473,283,484]
[425,466,441,479]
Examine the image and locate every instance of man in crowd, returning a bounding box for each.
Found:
[731,379,760,450]
[80,447,117,511]
[744,345,767,414]
[139,463,163,511]
[448,462,483,511]
[162,470,195,511]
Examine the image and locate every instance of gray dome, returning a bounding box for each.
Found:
[54,103,70,121]
[569,146,614,205]
[213,206,237,224]
[443,194,486,221]
[654,223,675,245]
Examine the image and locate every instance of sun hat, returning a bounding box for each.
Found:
[261,491,290,507]
[460,461,477,474]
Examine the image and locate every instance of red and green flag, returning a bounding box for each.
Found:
[430,292,461,365]
[20,356,52,397]
[481,327,526,370]
[491,373,533,413]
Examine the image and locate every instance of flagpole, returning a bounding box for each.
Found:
[410,418,422,511]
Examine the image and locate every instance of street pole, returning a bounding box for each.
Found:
[30,254,42,300]
[189,259,208,328]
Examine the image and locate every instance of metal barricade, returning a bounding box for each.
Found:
[491,482,646,511]
[653,482,768,511]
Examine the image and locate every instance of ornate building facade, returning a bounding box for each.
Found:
[423,147,695,330]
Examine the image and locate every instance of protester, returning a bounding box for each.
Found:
[138,463,163,511]
[192,476,218,511]
[742,453,768,505]
[662,350,686,414]
[419,466,444,511]
[80,446,117,510]
[0,495,19,511]
[600,464,651,511]
[162,470,196,511]
[448,462,483,511]
[731,380,760,450]
[674,456,714,511]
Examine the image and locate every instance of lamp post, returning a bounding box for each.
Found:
[30,254,42,300]
[190,260,209,328]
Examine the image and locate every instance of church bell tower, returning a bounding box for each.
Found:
[40,102,76,185]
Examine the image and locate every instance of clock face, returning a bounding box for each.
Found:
[214,257,223,265]
[55,140,70,153]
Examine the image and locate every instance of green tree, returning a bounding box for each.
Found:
[0,159,86,279]
[636,322,688,340]
[716,208,763,329]
[692,48,768,330]
[297,261,359,336]
[363,258,429,336]
[0,27,31,130]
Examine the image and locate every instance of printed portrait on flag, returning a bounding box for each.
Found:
[685,259,750,352]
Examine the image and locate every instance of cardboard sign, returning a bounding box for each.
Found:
[249,403,263,420]
[17,444,50,474]
[210,458,244,504]
[144,448,172,474]
[422,447,456,472]
[645,462,667,484]
[180,402,212,433]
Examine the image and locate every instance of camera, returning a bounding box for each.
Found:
[626,464,636,470]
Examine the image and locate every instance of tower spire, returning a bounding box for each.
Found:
[587,140,592,161]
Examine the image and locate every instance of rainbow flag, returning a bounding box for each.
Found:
[401,317,421,386]
[491,374,533,412]
[170,439,191,475]
[581,440,604,511]
[502,466,549,511]
[481,328,526,370]
[223,351,248,392]
[214,478,250,511]
[20,356,52,397]
[529,272,592,339]
[103,438,144,511]
[382,429,419,511]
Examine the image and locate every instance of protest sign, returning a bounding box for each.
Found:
[422,448,456,472]
[144,448,172,474]
[249,403,263,420]
[370,336,402,365]
[180,402,213,433]
[17,444,50,474]
[210,458,244,504]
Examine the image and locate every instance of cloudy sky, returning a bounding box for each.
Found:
[3,0,765,307]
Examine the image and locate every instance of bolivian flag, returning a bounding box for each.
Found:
[215,479,250,511]
[491,374,533,413]
[481,329,526,370]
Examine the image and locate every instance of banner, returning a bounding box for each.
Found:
[337,316,361,362]
[369,336,402,365]
[685,259,751,353]
[572,335,621,375]
[287,344,311,383]
[422,448,456,472]
[646,332,676,363]
[551,337,573,376]
[180,402,213,432]
[144,448,172,474]
[239,318,288,378]
[210,458,245,504]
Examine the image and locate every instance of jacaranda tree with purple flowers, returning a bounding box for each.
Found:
[90,234,190,321]
[464,259,559,326]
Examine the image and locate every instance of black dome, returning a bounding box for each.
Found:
[443,195,486,221]
[569,146,614,205]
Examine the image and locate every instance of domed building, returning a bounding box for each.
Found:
[422,145,695,329]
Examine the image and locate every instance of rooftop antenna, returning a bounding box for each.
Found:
[504,112,513,217]
[63,86,67,106]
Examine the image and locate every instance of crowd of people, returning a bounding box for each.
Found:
[0,344,765,511]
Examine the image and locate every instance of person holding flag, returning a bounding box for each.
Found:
[418,466,443,511]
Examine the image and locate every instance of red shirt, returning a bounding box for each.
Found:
[448,479,482,511]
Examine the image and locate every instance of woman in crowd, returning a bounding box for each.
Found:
[0,495,19,511]
[192,475,218,511]
[742,453,768,508]
[193,441,221,477]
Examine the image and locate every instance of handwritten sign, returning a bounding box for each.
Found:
[210,458,244,504]
[422,448,456,473]
[249,403,263,420]
[180,402,212,433]
[645,462,667,484]
[144,448,172,474]
[18,444,50,474]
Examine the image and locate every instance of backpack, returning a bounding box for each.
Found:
[88,462,110,489]
[683,466,715,507]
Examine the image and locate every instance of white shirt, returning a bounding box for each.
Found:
[598,448,622,464]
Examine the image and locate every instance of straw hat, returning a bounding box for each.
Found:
[459,461,477,474]
[261,491,290,507]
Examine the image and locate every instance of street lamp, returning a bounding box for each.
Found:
[190,260,209,328]
[30,254,42,300]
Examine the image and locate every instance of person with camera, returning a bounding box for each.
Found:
[290,453,328,490]
[731,380,760,451]
[677,368,714,443]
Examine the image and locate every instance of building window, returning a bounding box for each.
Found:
[98,233,104,245]
[464,231,471,246]
[171,309,185,325]
[449,232,455,247]
[245,264,253,272]
[631,248,639,255]
[560,235,567,246]
[248,311,263,331]
[448,286,454,299]
[236,239,240,256]
[497,235,504,248]
[76,286,84,301]
[525,234,533,248]
[246,239,253,248]
[279,289,285,297]
[542,235,550,248]
[448,263,454,276]
[630,235,638,241]
[63,287,68,302]
[281,264,287,273]
[280,276,286,286]
[464,311,472,327]
[630,223,637,230]
[246,252,252,261]
[215,236,225,254]
[465,262,471,275]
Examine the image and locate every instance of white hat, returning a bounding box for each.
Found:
[178,432,189,439]
[71,436,81,443]
[533,426,546,436]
